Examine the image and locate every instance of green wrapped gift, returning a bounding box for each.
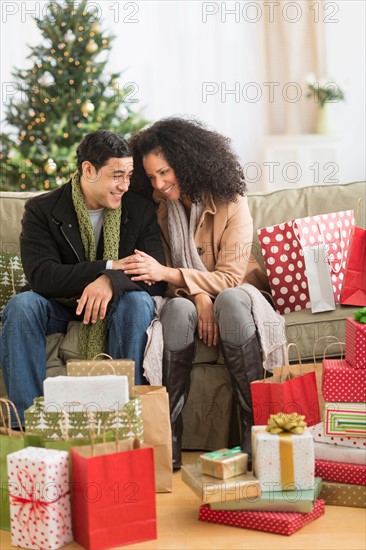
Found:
[25,396,143,441]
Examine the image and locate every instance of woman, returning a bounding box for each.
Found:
[127,118,272,470]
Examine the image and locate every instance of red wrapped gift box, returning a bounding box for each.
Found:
[322,359,366,402]
[315,460,366,486]
[346,317,366,369]
[198,499,325,536]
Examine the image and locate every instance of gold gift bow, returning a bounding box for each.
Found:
[253,413,307,490]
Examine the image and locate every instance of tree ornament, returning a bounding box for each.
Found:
[39,72,54,86]
[64,30,75,43]
[44,158,57,175]
[117,105,129,120]
[91,22,101,33]
[86,40,98,54]
[81,100,95,115]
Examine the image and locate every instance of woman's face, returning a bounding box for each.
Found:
[143,152,181,201]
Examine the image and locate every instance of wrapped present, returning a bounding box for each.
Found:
[181,463,260,504]
[315,459,366,485]
[324,403,366,437]
[252,415,315,490]
[7,447,73,549]
[72,437,156,549]
[67,355,135,395]
[322,359,366,402]
[200,446,248,480]
[314,441,366,465]
[346,317,366,369]
[210,478,323,513]
[43,374,129,411]
[25,396,143,441]
[309,421,366,449]
[319,481,366,508]
[198,499,325,536]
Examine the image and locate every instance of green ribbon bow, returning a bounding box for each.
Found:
[354,308,366,324]
[204,446,242,460]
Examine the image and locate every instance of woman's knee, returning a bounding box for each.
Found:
[214,288,255,344]
[161,298,197,351]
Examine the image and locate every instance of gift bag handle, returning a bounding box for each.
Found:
[0,397,24,434]
[88,363,116,376]
[313,336,340,365]
[323,341,345,360]
[317,220,345,275]
[92,353,114,361]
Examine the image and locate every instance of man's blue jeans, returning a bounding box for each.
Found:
[0,290,154,426]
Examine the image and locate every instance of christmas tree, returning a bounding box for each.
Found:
[0,0,147,191]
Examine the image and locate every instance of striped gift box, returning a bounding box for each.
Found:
[324,403,366,437]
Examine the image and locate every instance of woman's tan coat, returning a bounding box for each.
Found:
[153,191,269,298]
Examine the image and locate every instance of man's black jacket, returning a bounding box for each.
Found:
[20,182,167,300]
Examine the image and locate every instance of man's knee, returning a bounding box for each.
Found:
[2,291,47,321]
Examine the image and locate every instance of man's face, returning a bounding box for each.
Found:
[81,156,133,210]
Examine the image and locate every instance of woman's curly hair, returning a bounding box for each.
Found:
[129,117,247,203]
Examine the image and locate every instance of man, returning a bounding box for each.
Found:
[0,130,166,425]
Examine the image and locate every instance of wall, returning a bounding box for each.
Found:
[1,1,365,191]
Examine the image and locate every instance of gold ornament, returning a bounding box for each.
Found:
[86,40,98,54]
[44,158,57,175]
[91,22,101,33]
[81,100,95,115]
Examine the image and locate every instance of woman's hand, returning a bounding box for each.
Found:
[194,293,219,347]
[118,249,166,283]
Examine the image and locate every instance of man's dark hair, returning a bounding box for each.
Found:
[76,130,131,175]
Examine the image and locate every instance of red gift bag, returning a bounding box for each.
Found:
[71,437,156,550]
[258,210,355,314]
[251,365,321,427]
[340,226,366,306]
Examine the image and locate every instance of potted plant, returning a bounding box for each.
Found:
[305,74,345,134]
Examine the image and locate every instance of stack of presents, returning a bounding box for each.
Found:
[0,356,172,549]
[182,311,365,536]
[0,204,365,549]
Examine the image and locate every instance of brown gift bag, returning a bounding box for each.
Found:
[66,353,135,396]
[133,386,173,493]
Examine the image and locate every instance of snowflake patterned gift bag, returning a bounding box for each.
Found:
[258,210,355,314]
[7,447,73,549]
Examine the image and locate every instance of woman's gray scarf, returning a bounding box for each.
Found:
[167,199,207,271]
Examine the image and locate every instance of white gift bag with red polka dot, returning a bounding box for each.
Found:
[257,210,355,315]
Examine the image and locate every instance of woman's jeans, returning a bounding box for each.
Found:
[0,290,154,426]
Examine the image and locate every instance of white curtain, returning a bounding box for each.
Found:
[262,0,326,134]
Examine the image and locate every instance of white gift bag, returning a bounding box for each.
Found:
[302,244,336,313]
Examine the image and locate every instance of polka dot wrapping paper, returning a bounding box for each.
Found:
[314,441,366,465]
[322,359,366,402]
[319,481,366,508]
[309,421,366,449]
[257,210,355,315]
[314,459,366,485]
[345,317,366,369]
[6,446,73,549]
[198,499,325,536]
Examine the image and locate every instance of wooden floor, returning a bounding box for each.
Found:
[1,451,365,550]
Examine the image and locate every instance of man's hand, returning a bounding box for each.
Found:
[76,274,113,324]
[194,293,219,347]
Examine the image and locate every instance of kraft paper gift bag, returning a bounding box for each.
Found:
[133,386,173,492]
[302,243,336,313]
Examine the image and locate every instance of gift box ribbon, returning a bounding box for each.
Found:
[9,467,70,549]
[203,446,242,460]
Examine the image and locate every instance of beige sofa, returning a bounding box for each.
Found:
[0,182,364,449]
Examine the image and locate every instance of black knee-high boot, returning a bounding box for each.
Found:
[163,342,195,471]
[220,333,263,463]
